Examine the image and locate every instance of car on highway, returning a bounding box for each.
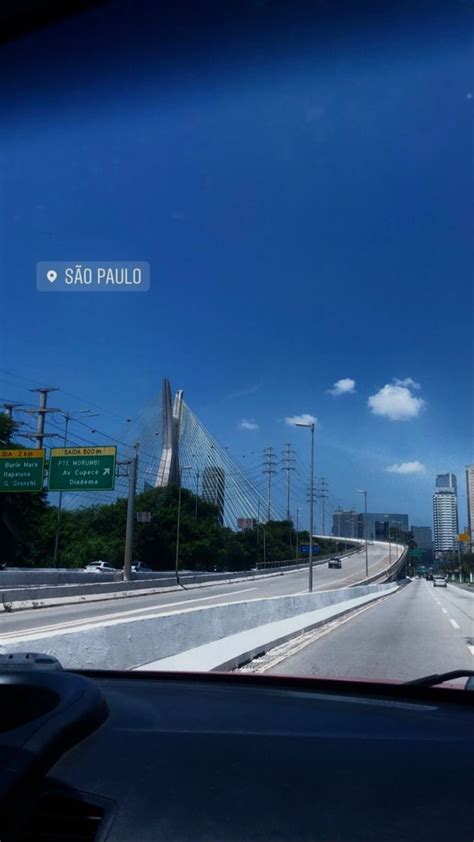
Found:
[328,558,342,569]
[84,561,117,573]
[131,561,152,573]
[433,575,448,588]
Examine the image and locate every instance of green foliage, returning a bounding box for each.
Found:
[0,412,51,566]
[0,413,16,447]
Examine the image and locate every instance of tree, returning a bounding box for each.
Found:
[0,412,51,566]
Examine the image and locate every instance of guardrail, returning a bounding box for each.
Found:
[350,545,407,587]
[255,543,360,571]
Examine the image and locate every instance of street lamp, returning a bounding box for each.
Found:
[53,410,98,565]
[296,421,315,592]
[175,465,192,585]
[356,489,369,578]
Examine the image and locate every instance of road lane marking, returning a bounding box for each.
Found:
[238,589,401,674]
[468,645,474,656]
[0,587,258,641]
[442,608,448,614]
[449,619,460,629]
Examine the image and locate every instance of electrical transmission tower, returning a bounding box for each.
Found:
[262,447,278,521]
[281,443,295,521]
[317,477,329,535]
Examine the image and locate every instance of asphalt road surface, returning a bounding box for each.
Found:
[260,578,474,682]
[1,543,395,641]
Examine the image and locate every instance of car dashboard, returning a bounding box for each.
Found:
[1,666,473,842]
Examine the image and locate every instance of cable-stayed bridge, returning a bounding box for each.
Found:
[57,378,289,529]
[5,373,347,532]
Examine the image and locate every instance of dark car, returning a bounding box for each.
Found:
[328,558,342,569]
[131,561,152,573]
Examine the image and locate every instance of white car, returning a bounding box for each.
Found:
[433,575,447,588]
[85,561,116,573]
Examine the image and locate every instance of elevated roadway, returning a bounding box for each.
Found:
[1,541,399,642]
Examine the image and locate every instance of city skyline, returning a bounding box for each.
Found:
[1,374,472,535]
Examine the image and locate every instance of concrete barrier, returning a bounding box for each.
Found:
[0,582,396,671]
[0,569,282,607]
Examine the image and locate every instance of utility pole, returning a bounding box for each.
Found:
[296,420,316,592]
[20,388,59,450]
[2,402,23,420]
[123,443,140,582]
[262,447,278,521]
[317,477,328,535]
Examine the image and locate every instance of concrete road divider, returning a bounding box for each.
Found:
[0,582,398,672]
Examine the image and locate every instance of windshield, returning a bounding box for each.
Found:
[0,0,472,686]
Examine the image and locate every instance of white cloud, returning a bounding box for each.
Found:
[385,461,426,474]
[368,383,425,421]
[239,418,259,431]
[284,413,318,428]
[328,377,356,396]
[393,377,421,390]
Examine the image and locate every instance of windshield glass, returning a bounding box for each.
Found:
[0,0,472,685]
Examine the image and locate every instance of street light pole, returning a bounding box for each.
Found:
[296,420,315,592]
[175,465,192,585]
[357,489,368,578]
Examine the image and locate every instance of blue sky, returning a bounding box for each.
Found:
[0,1,472,528]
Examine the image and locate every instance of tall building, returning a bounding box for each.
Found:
[332,509,358,538]
[202,466,225,525]
[436,473,457,493]
[466,465,474,540]
[357,513,409,541]
[433,474,458,554]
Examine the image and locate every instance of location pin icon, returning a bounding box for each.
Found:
[47,270,57,283]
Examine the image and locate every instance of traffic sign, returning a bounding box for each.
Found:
[136,511,151,523]
[458,533,471,542]
[410,549,425,558]
[299,544,320,555]
[48,446,116,491]
[0,449,45,492]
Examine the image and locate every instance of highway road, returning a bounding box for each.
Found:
[247,578,474,683]
[0,542,396,641]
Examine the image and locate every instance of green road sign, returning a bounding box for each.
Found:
[410,549,425,558]
[0,449,45,492]
[48,446,116,492]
